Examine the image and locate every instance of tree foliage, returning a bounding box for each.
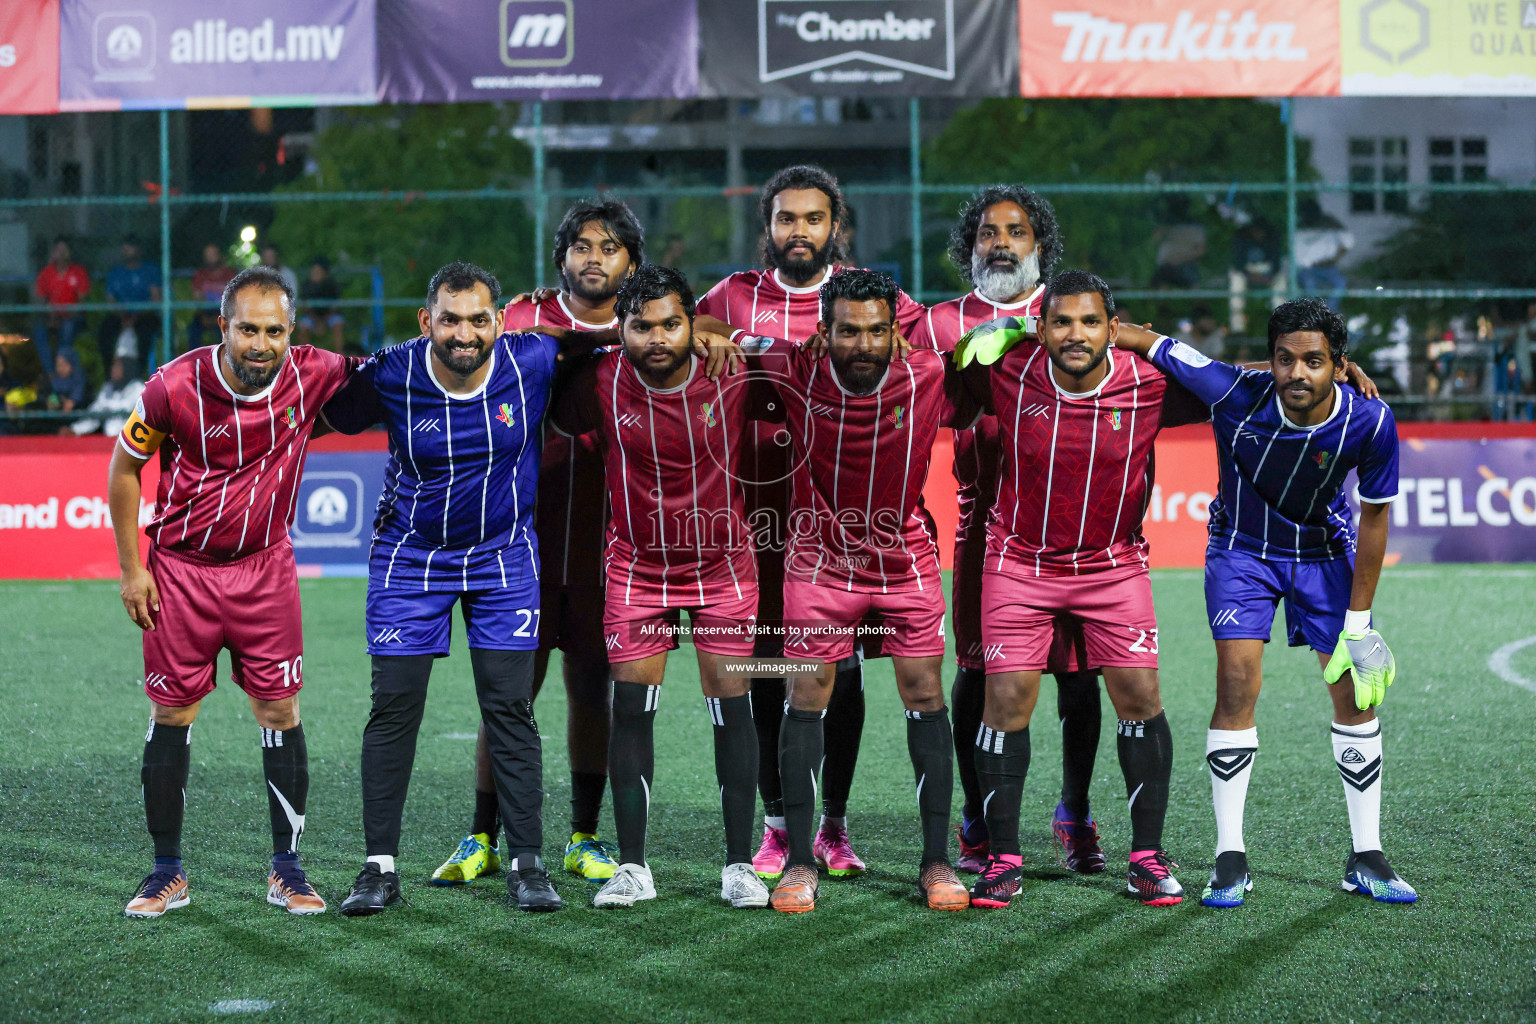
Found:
[1366,190,1536,288]
[267,104,536,339]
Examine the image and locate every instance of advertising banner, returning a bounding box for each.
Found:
[700,0,1016,97]
[0,1,60,115]
[378,0,698,102]
[1018,0,1340,97]
[58,0,376,111]
[1341,0,1536,95]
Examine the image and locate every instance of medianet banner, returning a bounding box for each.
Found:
[377,0,699,102]
[59,0,376,110]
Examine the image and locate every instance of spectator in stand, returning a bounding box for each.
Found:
[261,243,299,296]
[47,348,87,414]
[298,255,345,351]
[1226,216,1284,334]
[187,243,237,350]
[33,237,91,368]
[1150,194,1207,289]
[96,239,162,368]
[1175,304,1229,361]
[66,355,144,437]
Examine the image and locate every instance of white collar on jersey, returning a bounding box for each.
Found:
[212,345,285,403]
[557,292,618,330]
[1048,346,1116,401]
[772,267,827,296]
[425,343,497,401]
[1275,382,1344,432]
[970,283,1043,311]
[632,353,698,394]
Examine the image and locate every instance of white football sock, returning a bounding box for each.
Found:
[1331,719,1383,852]
[367,854,396,875]
[764,815,786,831]
[1207,727,1259,855]
[819,815,846,831]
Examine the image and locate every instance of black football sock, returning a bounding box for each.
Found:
[975,724,1030,858]
[1056,671,1101,820]
[707,695,759,865]
[472,787,501,842]
[609,681,658,866]
[906,707,955,865]
[950,667,987,822]
[778,705,825,868]
[820,657,865,821]
[1117,712,1173,851]
[260,724,308,858]
[361,654,434,858]
[142,720,191,863]
[570,770,606,837]
[750,676,785,814]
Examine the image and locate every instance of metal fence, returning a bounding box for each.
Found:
[1,97,1533,430]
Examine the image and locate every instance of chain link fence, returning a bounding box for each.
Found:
[1,97,1533,434]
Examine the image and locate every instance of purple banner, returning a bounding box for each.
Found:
[59,0,376,110]
[1367,438,1536,564]
[377,0,697,101]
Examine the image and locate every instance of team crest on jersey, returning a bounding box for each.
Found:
[283,406,297,430]
[1107,408,1123,430]
[496,402,516,427]
[889,405,906,429]
[698,402,717,428]
[1313,450,1333,469]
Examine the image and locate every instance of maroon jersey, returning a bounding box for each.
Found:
[119,344,356,561]
[699,269,925,615]
[556,353,756,608]
[503,293,611,589]
[910,285,1043,547]
[987,339,1195,578]
[750,341,976,593]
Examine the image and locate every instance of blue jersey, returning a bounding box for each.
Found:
[323,332,559,591]
[1146,336,1399,562]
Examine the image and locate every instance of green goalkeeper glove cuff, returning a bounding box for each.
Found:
[954,315,1034,369]
[1324,625,1397,710]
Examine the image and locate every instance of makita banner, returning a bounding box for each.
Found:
[378,0,698,101]
[700,0,1016,97]
[0,1,60,114]
[59,0,376,110]
[1018,0,1340,96]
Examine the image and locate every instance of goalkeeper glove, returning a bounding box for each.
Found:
[1323,611,1396,709]
[953,315,1036,369]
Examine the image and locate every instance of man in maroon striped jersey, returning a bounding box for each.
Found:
[739,269,976,913]
[962,269,1212,910]
[698,165,926,882]
[432,198,642,887]
[107,266,360,919]
[551,264,767,910]
[911,186,1108,876]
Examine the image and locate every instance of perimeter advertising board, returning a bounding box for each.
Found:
[1340,0,1536,95]
[0,0,60,114]
[700,0,1017,96]
[58,0,376,109]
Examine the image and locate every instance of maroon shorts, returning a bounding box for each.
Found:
[143,540,304,707]
[954,536,1092,674]
[783,578,947,664]
[981,564,1158,674]
[602,583,759,663]
[539,583,608,665]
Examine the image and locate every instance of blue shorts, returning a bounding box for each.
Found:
[366,580,542,656]
[1203,547,1354,652]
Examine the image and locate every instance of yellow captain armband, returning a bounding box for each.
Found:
[118,400,167,460]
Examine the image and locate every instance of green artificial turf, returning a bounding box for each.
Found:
[2,567,1533,1023]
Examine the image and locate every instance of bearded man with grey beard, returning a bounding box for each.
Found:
[907,186,1111,878]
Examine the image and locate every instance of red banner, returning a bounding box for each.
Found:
[1019,0,1340,97]
[0,0,60,114]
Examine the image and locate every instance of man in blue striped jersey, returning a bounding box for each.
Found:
[1116,298,1416,908]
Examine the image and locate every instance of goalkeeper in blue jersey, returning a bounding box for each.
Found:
[1115,298,1416,907]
